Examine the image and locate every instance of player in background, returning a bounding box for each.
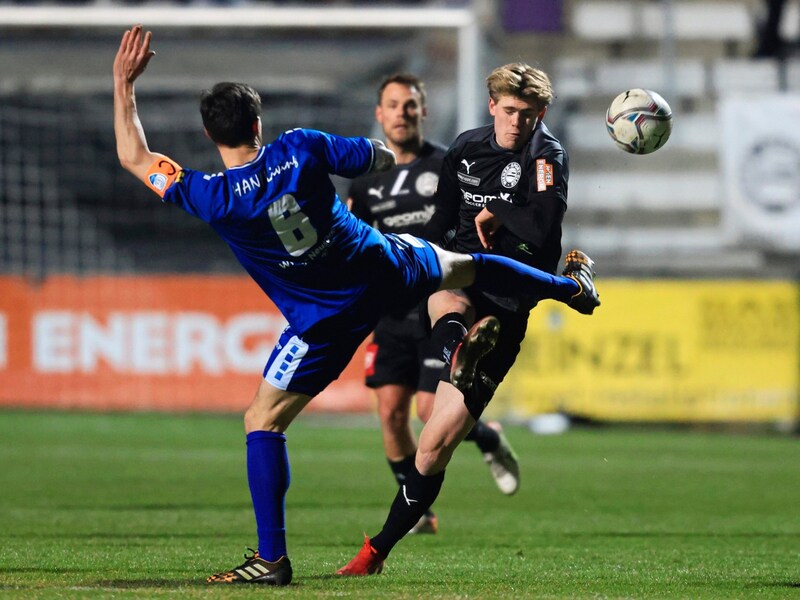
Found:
[348,75,521,535]
[115,27,598,586]
[338,63,599,576]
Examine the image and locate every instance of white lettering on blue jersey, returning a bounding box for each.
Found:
[265,155,300,184]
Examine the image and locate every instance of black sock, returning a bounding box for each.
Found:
[370,466,445,558]
[430,312,468,366]
[464,420,500,453]
[388,453,416,486]
[388,454,435,517]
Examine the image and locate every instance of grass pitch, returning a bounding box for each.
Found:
[1,410,798,599]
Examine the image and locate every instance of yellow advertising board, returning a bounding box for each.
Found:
[494,281,799,423]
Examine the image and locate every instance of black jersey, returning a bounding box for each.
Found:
[424,122,568,276]
[348,141,447,238]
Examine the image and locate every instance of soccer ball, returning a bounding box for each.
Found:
[605,89,673,155]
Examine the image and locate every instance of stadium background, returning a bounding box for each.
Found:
[0,0,798,427]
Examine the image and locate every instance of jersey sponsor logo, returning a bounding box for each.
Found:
[382,205,436,228]
[370,200,397,213]
[368,185,384,200]
[461,190,501,207]
[498,192,512,203]
[415,171,439,197]
[457,172,481,186]
[501,161,522,188]
[536,158,554,192]
[460,159,477,174]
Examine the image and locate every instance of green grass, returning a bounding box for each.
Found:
[1,411,799,599]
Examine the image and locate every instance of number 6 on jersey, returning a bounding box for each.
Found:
[268,194,318,256]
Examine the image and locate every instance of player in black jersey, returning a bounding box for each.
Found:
[348,75,521,535]
[339,63,599,576]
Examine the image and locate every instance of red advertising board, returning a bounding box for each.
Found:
[0,276,371,413]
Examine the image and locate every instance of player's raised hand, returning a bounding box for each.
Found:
[113,25,155,84]
[474,208,502,250]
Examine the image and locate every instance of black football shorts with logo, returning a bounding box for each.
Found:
[365,309,443,394]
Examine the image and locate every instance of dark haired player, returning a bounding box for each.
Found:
[114,27,598,586]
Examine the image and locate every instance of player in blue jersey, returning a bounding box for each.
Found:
[114,26,599,586]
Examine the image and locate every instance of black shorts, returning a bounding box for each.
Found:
[439,289,530,418]
[365,306,443,394]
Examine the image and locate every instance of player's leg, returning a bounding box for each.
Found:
[206,380,309,586]
[412,341,447,534]
[376,384,417,461]
[375,384,439,535]
[337,307,527,574]
[210,321,374,586]
[368,318,421,464]
[452,306,528,496]
[337,381,476,575]
[368,315,439,534]
[432,244,600,315]
[422,290,514,492]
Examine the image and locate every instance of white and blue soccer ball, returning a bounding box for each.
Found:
[605,88,673,155]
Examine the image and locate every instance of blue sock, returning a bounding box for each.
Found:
[471,253,578,302]
[246,430,290,561]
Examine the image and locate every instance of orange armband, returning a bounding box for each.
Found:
[145,156,183,197]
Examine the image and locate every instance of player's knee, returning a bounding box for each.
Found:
[434,248,475,291]
[245,384,313,433]
[244,404,266,433]
[244,403,280,433]
[378,402,412,433]
[415,446,450,476]
[427,289,473,325]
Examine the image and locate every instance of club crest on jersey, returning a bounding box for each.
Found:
[535,159,554,192]
[501,162,521,188]
[415,171,439,197]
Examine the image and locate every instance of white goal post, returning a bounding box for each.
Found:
[0,5,484,133]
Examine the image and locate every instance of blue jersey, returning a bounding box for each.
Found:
[164,128,411,334]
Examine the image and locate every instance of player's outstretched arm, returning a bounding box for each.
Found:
[113,25,174,187]
[368,139,396,174]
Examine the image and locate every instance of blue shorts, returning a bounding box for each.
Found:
[263,233,442,396]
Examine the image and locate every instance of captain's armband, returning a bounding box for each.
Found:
[145,156,183,197]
